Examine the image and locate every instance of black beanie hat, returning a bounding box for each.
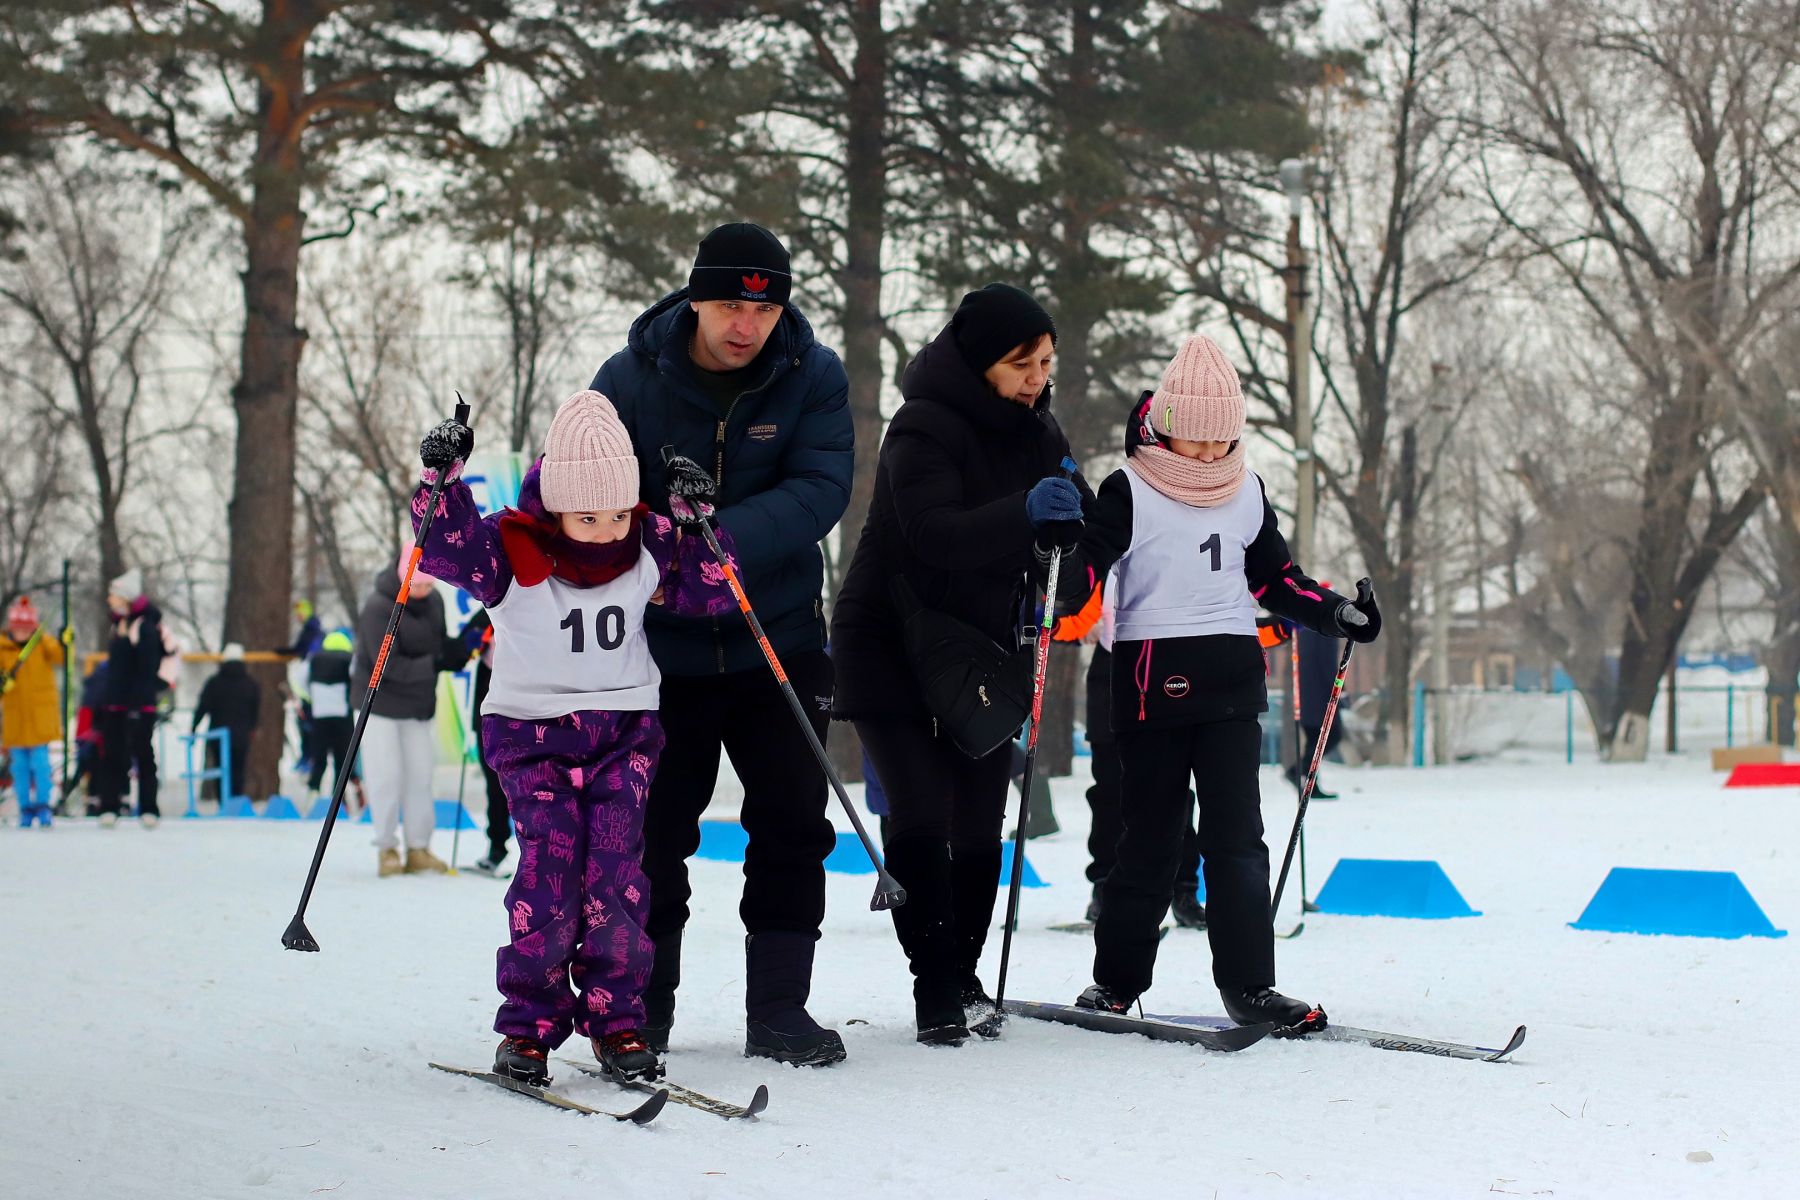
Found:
[950,283,1057,373]
[688,222,793,306]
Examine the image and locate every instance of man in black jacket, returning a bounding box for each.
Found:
[193,642,261,801]
[588,223,854,1065]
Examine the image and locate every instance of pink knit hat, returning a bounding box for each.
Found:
[1151,334,1245,443]
[539,390,640,513]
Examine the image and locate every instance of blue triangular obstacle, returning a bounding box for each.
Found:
[998,840,1047,889]
[1314,858,1481,919]
[217,796,257,818]
[306,795,335,820]
[261,794,302,820]
[694,819,1044,886]
[434,799,478,830]
[1570,868,1787,939]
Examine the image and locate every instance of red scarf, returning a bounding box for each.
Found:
[498,505,647,588]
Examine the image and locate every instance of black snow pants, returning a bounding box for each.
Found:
[1093,717,1273,997]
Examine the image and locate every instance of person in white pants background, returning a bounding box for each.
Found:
[352,553,450,876]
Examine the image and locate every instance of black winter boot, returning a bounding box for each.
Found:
[1170,891,1208,929]
[643,928,681,1054]
[886,836,970,1046]
[950,844,1004,1037]
[744,932,847,1067]
[1220,985,1326,1032]
[493,1035,550,1085]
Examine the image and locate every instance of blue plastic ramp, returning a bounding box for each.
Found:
[1570,867,1786,939]
[1313,858,1481,919]
[261,794,303,820]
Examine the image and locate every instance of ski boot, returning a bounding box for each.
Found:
[1221,986,1326,1034]
[1170,892,1207,929]
[594,1029,664,1082]
[961,976,1003,1040]
[493,1035,550,1086]
[468,851,508,878]
[1074,983,1136,1015]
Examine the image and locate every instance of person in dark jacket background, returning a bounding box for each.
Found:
[96,568,166,827]
[306,630,359,807]
[588,222,853,1066]
[1289,621,1344,799]
[192,642,261,801]
[831,283,1090,1046]
[353,556,448,876]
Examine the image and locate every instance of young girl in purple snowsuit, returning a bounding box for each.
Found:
[412,389,738,1086]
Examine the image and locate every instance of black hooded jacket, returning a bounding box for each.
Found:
[830,323,1088,721]
[194,661,261,735]
[351,565,447,721]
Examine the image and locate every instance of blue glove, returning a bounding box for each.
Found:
[1025,477,1083,529]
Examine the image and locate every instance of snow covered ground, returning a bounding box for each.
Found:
[3,752,1796,1199]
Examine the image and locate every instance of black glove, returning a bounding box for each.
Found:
[664,453,717,504]
[1036,519,1085,552]
[1333,577,1381,643]
[420,419,475,471]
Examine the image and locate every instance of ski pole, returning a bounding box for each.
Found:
[283,396,469,952]
[1270,636,1355,916]
[1290,630,1315,913]
[994,454,1079,1015]
[660,448,904,911]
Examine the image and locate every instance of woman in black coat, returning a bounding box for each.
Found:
[831,285,1090,1045]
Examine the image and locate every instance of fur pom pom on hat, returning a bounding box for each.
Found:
[1151,334,1245,443]
[6,595,38,629]
[539,390,640,514]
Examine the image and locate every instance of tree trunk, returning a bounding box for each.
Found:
[222,36,309,800]
[826,0,890,785]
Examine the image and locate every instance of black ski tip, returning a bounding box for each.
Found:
[1485,1025,1528,1063]
[622,1088,669,1124]
[871,878,907,910]
[744,1084,770,1118]
[1276,921,1305,940]
[281,916,320,952]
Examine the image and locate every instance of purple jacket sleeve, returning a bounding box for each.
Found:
[641,512,742,619]
[410,475,513,607]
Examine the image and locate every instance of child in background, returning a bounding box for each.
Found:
[1057,334,1380,1031]
[1,596,69,828]
[412,389,738,1087]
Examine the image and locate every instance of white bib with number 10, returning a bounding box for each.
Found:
[481,549,662,721]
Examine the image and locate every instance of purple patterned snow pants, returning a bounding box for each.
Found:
[482,709,663,1046]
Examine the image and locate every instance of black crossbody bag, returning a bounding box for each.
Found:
[885,569,1034,759]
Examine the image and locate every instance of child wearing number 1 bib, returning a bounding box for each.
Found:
[411,389,738,1088]
[1051,335,1382,1035]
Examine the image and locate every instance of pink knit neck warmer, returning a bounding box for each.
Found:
[1127,442,1247,507]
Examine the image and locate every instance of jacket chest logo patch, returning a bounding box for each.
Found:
[1163,676,1190,698]
[748,423,779,442]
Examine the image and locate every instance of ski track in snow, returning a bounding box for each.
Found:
[2,753,1795,1198]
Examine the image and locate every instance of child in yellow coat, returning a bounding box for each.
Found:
[1,596,68,827]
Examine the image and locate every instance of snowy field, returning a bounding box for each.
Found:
[3,752,1796,1199]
